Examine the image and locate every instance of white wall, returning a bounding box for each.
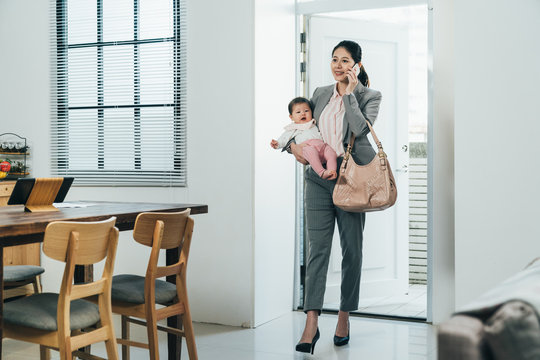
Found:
[429,0,455,323]
[0,0,269,327]
[454,0,540,308]
[183,0,256,326]
[254,0,296,326]
[0,0,51,179]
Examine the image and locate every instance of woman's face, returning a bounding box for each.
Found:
[331,47,355,83]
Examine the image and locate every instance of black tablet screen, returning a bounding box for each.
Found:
[54,177,74,203]
[7,178,36,205]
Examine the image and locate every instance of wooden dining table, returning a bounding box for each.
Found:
[0,200,208,360]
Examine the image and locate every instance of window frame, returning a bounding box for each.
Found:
[51,0,187,187]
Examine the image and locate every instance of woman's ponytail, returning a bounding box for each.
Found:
[358,64,369,87]
[332,40,370,88]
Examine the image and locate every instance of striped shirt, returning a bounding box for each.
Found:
[318,84,345,157]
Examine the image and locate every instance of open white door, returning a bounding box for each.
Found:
[307,15,410,303]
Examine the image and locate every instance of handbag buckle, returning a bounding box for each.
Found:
[379,151,387,169]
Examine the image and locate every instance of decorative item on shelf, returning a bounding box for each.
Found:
[0,133,30,180]
[0,160,10,179]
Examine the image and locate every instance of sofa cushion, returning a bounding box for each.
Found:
[484,301,540,360]
[438,315,493,360]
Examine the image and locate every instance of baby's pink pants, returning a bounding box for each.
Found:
[301,139,338,178]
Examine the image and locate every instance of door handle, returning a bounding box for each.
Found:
[395,165,408,173]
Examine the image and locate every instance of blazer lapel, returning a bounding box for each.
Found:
[342,83,366,142]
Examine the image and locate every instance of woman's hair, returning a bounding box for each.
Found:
[332,40,370,87]
[288,97,312,115]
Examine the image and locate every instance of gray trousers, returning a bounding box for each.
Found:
[303,159,366,312]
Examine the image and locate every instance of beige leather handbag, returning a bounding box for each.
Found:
[332,120,397,212]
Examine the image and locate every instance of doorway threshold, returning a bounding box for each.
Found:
[321,284,427,321]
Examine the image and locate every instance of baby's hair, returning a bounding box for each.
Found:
[288,97,312,115]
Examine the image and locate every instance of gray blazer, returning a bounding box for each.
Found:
[311,83,382,165]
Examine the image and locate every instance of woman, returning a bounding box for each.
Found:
[291,40,382,354]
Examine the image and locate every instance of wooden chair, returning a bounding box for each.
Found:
[2,217,119,360]
[110,209,197,360]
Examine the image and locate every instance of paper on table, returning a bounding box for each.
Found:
[54,202,95,208]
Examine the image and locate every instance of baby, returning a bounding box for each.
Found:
[270,97,337,180]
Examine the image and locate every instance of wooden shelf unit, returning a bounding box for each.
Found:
[0,180,41,298]
[0,133,29,180]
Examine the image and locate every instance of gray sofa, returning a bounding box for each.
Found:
[438,261,540,360]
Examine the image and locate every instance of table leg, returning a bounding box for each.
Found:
[166,247,181,360]
[74,264,93,284]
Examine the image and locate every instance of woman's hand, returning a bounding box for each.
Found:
[344,67,359,95]
[290,143,308,165]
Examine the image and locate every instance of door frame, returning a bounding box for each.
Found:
[294,0,435,322]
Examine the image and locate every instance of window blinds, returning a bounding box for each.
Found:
[50,0,187,186]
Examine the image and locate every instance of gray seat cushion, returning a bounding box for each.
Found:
[4,265,45,282]
[3,292,100,331]
[111,274,177,305]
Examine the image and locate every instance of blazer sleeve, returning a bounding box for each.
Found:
[342,91,382,137]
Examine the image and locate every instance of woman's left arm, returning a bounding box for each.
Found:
[342,92,382,136]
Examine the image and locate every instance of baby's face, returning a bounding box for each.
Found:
[290,103,313,124]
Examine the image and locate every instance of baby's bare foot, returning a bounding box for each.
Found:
[326,170,337,180]
[321,170,330,179]
[322,170,337,180]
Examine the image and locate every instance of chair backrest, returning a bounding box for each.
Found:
[43,217,117,265]
[40,217,119,356]
[133,209,191,249]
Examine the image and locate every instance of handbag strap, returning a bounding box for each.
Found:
[343,120,387,170]
[346,120,384,154]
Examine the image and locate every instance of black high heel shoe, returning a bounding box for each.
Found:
[333,320,350,346]
[296,328,320,354]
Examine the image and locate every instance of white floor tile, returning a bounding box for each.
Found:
[2,311,437,360]
[356,284,427,319]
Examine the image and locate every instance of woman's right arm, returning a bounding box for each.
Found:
[290,143,308,165]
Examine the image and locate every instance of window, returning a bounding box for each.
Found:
[50,0,187,186]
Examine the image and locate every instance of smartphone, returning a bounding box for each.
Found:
[352,64,360,77]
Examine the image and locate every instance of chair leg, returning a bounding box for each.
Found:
[146,313,160,360]
[178,277,198,360]
[39,345,51,360]
[121,315,130,360]
[182,303,198,360]
[99,299,119,360]
[57,337,68,360]
[105,338,119,360]
[58,347,72,360]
